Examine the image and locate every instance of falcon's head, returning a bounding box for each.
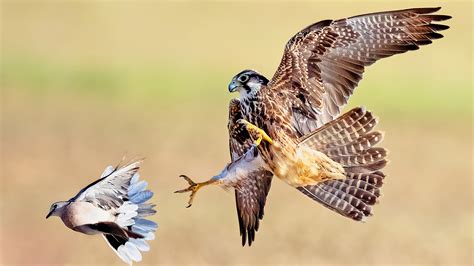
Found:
[228,70,269,100]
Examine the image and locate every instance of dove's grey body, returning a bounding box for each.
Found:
[47,160,157,265]
[59,201,114,233]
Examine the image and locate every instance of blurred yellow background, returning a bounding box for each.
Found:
[1,1,472,265]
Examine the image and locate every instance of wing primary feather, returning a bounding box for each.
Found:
[267,7,450,134]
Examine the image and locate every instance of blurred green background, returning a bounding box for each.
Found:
[1,1,472,265]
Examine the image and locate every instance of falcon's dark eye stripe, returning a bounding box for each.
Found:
[243,84,252,94]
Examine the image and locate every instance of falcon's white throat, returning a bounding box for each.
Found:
[238,81,262,101]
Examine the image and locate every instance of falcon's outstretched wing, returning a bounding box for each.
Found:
[70,160,143,210]
[228,99,273,246]
[268,7,450,135]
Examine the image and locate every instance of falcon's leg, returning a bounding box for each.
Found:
[238,119,274,146]
[174,175,217,208]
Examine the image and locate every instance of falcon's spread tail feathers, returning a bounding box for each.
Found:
[297,107,387,221]
[101,164,157,265]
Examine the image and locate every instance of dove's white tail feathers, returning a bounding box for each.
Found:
[297,107,387,221]
[103,164,157,265]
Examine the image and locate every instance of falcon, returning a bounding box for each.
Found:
[176,7,450,246]
[46,160,157,264]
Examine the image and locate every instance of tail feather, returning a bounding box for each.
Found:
[300,107,376,148]
[88,220,145,264]
[124,228,144,239]
[297,184,368,221]
[121,242,142,263]
[128,180,148,197]
[318,183,372,216]
[329,115,378,148]
[323,131,384,156]
[133,218,158,232]
[103,234,133,264]
[297,107,387,221]
[331,147,386,166]
[343,178,381,197]
[105,171,157,264]
[130,190,154,204]
[347,171,385,188]
[344,159,387,174]
[324,179,379,205]
[137,203,157,217]
[129,238,150,252]
[131,226,155,240]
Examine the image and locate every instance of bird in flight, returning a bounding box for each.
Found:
[176,7,450,246]
[47,160,157,264]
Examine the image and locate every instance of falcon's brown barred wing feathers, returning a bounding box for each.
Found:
[234,170,272,246]
[228,99,273,246]
[177,6,451,247]
[268,7,451,134]
[297,107,386,221]
[228,98,252,160]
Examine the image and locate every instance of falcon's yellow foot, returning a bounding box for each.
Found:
[174,175,216,208]
[238,119,274,146]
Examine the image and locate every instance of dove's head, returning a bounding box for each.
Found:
[46,201,69,219]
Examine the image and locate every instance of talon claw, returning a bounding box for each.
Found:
[174,175,194,193]
[238,119,274,146]
[179,174,196,186]
[176,174,215,208]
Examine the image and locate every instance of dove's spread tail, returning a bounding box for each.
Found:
[101,164,157,265]
[297,107,387,221]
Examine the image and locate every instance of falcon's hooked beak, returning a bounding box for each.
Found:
[228,80,241,93]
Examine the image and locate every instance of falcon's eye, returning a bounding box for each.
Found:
[238,74,249,83]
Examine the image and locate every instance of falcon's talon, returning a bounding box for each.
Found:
[237,119,274,146]
[175,175,216,208]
